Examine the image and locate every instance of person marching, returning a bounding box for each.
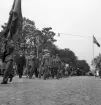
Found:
[1,0,22,84]
[53,54,61,79]
[1,40,15,84]
[41,49,50,80]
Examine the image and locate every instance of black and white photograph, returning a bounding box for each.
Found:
[0,0,101,105]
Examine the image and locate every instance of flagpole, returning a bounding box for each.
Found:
[93,34,94,59]
[93,34,96,76]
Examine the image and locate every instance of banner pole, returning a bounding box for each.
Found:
[93,34,94,59]
[93,34,96,76]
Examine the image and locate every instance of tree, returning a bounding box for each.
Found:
[18,17,36,55]
[92,54,101,71]
[0,17,36,54]
[41,27,56,43]
[39,27,57,50]
[58,48,78,66]
[31,27,57,55]
[76,60,90,75]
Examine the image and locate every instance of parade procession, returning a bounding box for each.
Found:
[1,0,101,105]
[0,0,74,84]
[0,0,91,85]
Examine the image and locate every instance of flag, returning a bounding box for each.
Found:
[4,0,22,39]
[93,36,100,47]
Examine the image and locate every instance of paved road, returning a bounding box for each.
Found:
[0,76,101,105]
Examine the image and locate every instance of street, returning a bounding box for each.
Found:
[0,76,101,105]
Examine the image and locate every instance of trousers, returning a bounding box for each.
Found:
[2,60,13,82]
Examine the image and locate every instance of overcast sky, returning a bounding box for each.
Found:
[1,0,101,68]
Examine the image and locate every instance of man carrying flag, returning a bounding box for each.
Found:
[93,36,100,47]
[1,0,22,84]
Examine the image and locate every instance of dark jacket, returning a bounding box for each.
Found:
[33,57,39,68]
[2,43,14,62]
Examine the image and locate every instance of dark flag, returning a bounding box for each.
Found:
[4,0,22,39]
[93,36,100,47]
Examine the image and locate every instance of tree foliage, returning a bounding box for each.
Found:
[76,60,90,75]
[57,48,78,65]
[92,54,101,70]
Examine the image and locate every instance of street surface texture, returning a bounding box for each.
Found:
[0,76,101,105]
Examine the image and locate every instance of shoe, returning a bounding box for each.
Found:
[9,78,12,82]
[19,75,22,78]
[1,81,7,84]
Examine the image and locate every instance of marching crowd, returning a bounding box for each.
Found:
[24,49,69,79]
[0,40,85,84]
[0,39,72,84]
[24,52,67,80]
[0,49,69,80]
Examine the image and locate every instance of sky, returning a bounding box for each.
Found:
[0,0,101,68]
